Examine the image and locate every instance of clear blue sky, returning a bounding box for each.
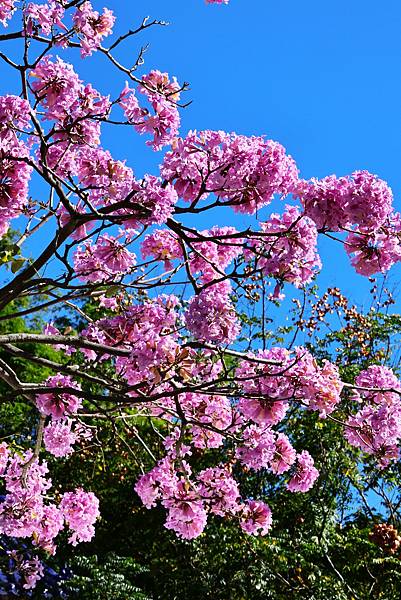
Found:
[81,0,401,308]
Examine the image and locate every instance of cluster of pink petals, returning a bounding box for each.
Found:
[0,95,32,237]
[74,147,134,206]
[185,280,241,344]
[30,56,82,121]
[237,347,343,423]
[141,226,243,281]
[126,175,178,227]
[43,418,78,457]
[60,488,100,545]
[30,57,110,152]
[161,130,298,212]
[180,392,234,448]
[19,555,45,590]
[189,226,243,282]
[0,445,99,563]
[296,170,393,232]
[270,433,297,474]
[286,450,319,492]
[25,1,66,36]
[35,373,82,419]
[135,457,272,540]
[355,365,401,405]
[345,365,401,467]
[197,466,240,516]
[141,229,183,270]
[120,70,181,150]
[240,500,272,536]
[74,234,136,283]
[345,214,401,276]
[73,1,115,58]
[247,205,321,287]
[236,424,276,470]
[0,0,17,26]
[0,94,31,138]
[8,551,45,590]
[82,295,180,387]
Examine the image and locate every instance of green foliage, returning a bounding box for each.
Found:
[66,554,152,599]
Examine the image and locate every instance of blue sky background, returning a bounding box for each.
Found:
[3,0,401,315]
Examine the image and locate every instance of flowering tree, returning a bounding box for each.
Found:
[0,0,401,591]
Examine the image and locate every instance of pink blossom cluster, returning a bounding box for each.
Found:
[246,205,321,287]
[0,95,32,237]
[43,418,78,457]
[135,458,272,540]
[161,130,298,212]
[234,414,318,492]
[236,347,343,421]
[0,0,17,26]
[141,229,183,270]
[9,552,45,590]
[141,226,243,281]
[296,170,393,232]
[177,392,234,448]
[345,213,401,276]
[35,373,82,419]
[126,175,179,226]
[74,234,136,283]
[73,1,115,58]
[120,70,181,150]
[0,445,99,560]
[25,1,66,36]
[345,365,401,467]
[73,147,135,206]
[286,450,319,492]
[184,280,241,344]
[60,488,100,545]
[30,56,110,150]
[83,295,181,388]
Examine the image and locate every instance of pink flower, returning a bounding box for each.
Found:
[74,234,136,283]
[25,1,66,36]
[19,556,44,590]
[123,175,178,227]
[43,419,77,457]
[60,488,100,545]
[141,229,183,270]
[240,500,272,536]
[236,425,276,470]
[30,56,82,121]
[345,213,401,276]
[33,504,64,554]
[185,280,240,344]
[161,131,298,210]
[238,396,288,426]
[164,482,207,540]
[36,374,82,419]
[0,441,9,475]
[120,70,181,150]
[296,171,393,232]
[73,1,115,58]
[269,433,297,474]
[246,205,321,287]
[197,467,240,516]
[0,0,17,26]
[287,450,319,492]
